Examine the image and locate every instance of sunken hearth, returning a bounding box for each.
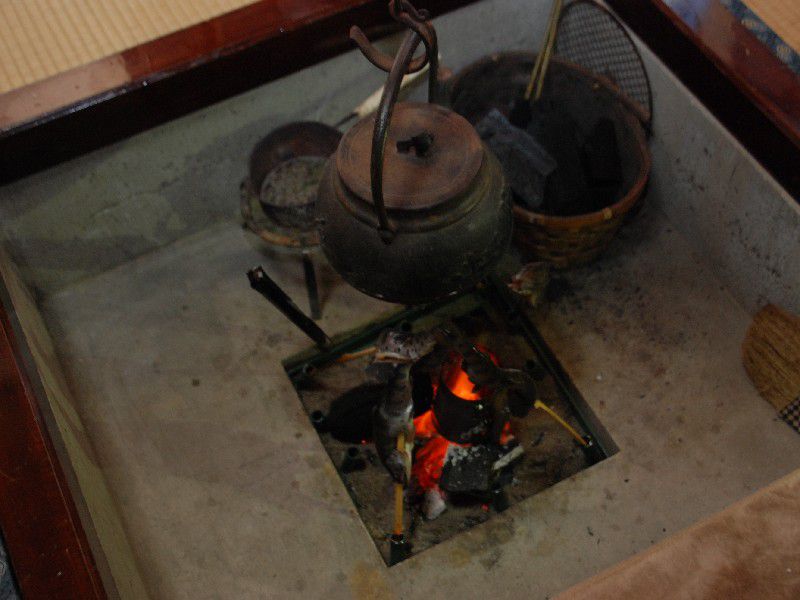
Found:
[284,281,615,564]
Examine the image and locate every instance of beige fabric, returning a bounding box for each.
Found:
[744,0,800,53]
[0,0,255,94]
[558,469,800,600]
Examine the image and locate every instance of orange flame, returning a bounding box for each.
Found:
[442,346,498,401]
[410,345,509,492]
[412,433,450,490]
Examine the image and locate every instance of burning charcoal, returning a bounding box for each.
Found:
[439,444,500,493]
[476,109,557,211]
[422,487,447,521]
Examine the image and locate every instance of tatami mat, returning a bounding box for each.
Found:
[743,0,800,52]
[0,0,255,94]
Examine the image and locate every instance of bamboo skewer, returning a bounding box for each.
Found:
[533,0,562,101]
[534,399,588,446]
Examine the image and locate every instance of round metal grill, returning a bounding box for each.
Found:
[555,0,652,126]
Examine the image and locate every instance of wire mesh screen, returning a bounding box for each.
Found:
[555,0,652,125]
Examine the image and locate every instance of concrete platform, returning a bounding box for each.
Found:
[41,202,800,599]
[2,0,799,596]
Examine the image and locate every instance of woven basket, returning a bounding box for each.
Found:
[450,52,651,268]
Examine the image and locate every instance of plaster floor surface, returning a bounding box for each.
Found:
[42,204,800,599]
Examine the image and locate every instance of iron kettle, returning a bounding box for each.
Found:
[316,1,512,304]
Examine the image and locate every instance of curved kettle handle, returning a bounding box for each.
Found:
[350,0,439,244]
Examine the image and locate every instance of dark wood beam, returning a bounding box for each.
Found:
[0,0,480,184]
[0,294,106,599]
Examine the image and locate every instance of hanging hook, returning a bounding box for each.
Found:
[349,0,439,103]
[348,1,442,243]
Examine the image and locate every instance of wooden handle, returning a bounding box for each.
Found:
[525,0,562,101]
[533,0,563,101]
[393,432,405,536]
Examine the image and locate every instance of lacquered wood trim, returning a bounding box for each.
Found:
[606,0,800,198]
[0,0,479,184]
[0,292,106,598]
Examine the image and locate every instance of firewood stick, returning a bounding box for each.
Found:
[393,432,405,537]
[334,346,377,363]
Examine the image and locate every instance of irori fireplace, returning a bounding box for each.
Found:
[284,278,615,564]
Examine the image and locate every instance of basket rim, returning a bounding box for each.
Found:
[450,51,652,231]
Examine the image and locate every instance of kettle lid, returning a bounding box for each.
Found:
[336,102,483,211]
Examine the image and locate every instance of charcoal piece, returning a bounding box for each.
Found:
[579,118,623,211]
[476,109,557,210]
[439,444,500,492]
[491,484,510,512]
[410,362,434,416]
[326,383,386,443]
[582,118,622,187]
[310,410,328,432]
[540,115,589,216]
[341,446,367,473]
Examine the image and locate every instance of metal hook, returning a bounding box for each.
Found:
[349,1,441,243]
[349,0,439,103]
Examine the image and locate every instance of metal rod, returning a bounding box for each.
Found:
[247,266,331,347]
[370,31,421,243]
[393,432,406,536]
[534,399,588,446]
[350,0,439,243]
[302,252,322,320]
[485,275,618,458]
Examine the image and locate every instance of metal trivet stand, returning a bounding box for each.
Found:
[283,276,616,460]
[241,187,322,319]
[240,122,342,320]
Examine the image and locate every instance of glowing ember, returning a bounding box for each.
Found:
[413,409,439,440]
[442,347,498,400]
[412,433,450,490]
[411,345,512,497]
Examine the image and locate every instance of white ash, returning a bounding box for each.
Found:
[423,488,447,520]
